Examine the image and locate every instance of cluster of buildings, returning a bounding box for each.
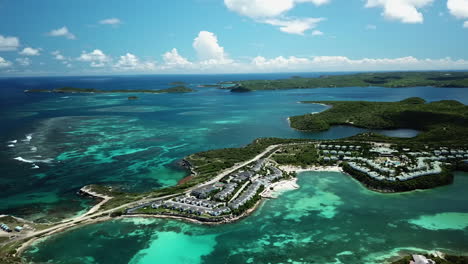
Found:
[151,196,231,216]
[1,223,12,232]
[319,144,362,162]
[344,145,467,182]
[228,180,263,210]
[408,148,468,161]
[145,158,286,218]
[0,223,22,233]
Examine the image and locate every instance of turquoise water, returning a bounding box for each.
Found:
[1,75,468,262]
[3,76,459,221]
[24,171,468,264]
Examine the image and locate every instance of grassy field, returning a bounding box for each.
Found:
[230,71,468,92]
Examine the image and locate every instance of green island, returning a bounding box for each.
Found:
[290,97,468,145]
[229,71,468,92]
[24,86,195,94]
[1,97,468,263]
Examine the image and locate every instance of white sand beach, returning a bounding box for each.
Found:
[279,165,342,174]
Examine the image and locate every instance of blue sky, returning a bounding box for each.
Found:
[0,0,468,76]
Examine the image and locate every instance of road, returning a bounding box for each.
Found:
[12,142,299,256]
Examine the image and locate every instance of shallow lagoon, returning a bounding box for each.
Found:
[25,171,468,264]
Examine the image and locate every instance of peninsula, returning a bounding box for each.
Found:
[228,71,468,92]
[1,97,467,263]
[24,86,195,94]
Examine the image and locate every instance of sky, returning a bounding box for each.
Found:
[0,0,468,76]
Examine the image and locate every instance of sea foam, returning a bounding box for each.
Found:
[14,157,53,164]
[22,134,33,143]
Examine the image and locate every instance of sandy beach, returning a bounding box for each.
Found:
[261,178,299,198]
[279,165,342,174]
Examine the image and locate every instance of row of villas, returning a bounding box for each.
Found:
[408,149,468,160]
[151,198,231,216]
[148,158,280,218]
[347,158,443,182]
[319,144,363,150]
[228,180,264,210]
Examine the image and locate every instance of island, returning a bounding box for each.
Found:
[289,97,468,145]
[1,97,467,263]
[24,86,195,94]
[228,71,468,92]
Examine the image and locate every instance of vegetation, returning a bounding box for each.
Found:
[185,138,312,185]
[25,86,195,94]
[272,144,320,167]
[230,71,468,92]
[289,97,468,144]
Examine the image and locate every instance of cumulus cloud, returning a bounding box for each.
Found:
[264,18,324,35]
[447,0,468,18]
[47,26,76,39]
[51,50,66,60]
[99,18,122,25]
[19,47,40,56]
[249,55,468,72]
[193,31,231,64]
[114,53,156,71]
[464,21,468,28]
[0,35,20,51]
[77,49,110,67]
[224,0,326,35]
[365,0,434,23]
[16,57,32,66]
[224,0,329,18]
[312,30,324,36]
[0,56,12,68]
[163,48,191,66]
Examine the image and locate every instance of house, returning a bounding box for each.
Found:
[191,184,223,199]
[370,147,398,156]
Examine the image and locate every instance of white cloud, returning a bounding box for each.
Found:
[16,57,31,66]
[366,24,377,30]
[264,18,324,35]
[47,27,76,39]
[77,49,110,67]
[224,0,330,18]
[365,0,434,23]
[114,53,155,71]
[0,56,12,68]
[193,31,231,64]
[19,47,40,56]
[224,0,326,34]
[248,55,468,72]
[99,18,122,25]
[0,35,20,51]
[312,29,324,36]
[163,48,191,66]
[447,0,468,19]
[51,50,66,60]
[464,21,468,28]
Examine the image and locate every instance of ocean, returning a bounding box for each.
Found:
[1,73,467,263]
